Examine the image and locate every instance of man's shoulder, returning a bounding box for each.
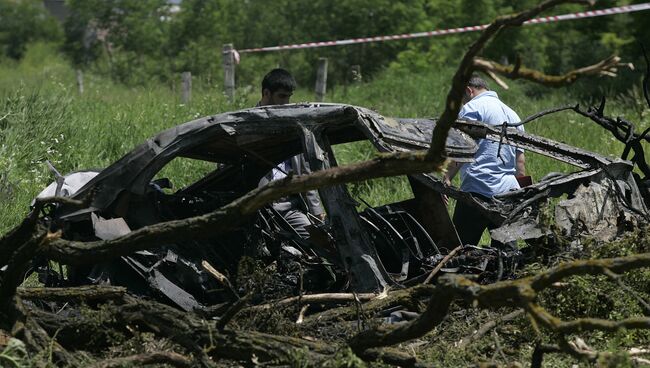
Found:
[462,95,493,113]
[469,92,499,107]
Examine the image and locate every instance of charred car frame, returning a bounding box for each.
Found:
[34,103,650,311]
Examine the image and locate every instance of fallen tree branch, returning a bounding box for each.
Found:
[0,209,40,265]
[349,253,650,355]
[531,342,562,368]
[9,296,80,366]
[30,294,336,366]
[358,347,434,368]
[17,285,127,303]
[88,351,193,368]
[514,104,577,127]
[0,227,50,316]
[301,285,435,326]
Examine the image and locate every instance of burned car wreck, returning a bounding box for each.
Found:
[34,103,650,311]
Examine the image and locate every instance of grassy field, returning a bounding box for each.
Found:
[2,43,650,367]
[1,42,648,237]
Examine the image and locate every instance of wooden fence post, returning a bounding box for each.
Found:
[222,44,235,103]
[350,65,362,83]
[181,71,192,104]
[75,69,84,94]
[315,57,328,102]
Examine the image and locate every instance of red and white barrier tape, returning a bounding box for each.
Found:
[236,3,650,54]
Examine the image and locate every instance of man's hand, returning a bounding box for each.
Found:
[442,160,461,207]
[317,213,326,222]
[516,151,526,177]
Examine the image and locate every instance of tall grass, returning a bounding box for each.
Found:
[1,43,648,234]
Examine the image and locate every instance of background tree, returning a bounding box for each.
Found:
[0,0,62,60]
[63,0,172,84]
[3,0,639,93]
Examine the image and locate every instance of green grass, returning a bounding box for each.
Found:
[1,42,649,236]
[2,42,650,368]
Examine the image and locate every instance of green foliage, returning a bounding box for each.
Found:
[322,348,367,367]
[41,0,650,93]
[63,0,172,83]
[2,16,650,366]
[0,0,62,60]
[1,40,648,236]
[0,0,646,93]
[0,338,29,368]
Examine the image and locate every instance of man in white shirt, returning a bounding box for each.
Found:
[443,76,525,247]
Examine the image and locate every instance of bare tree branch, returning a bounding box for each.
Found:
[88,352,193,368]
[17,285,126,303]
[474,55,632,88]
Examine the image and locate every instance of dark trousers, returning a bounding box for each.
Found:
[452,195,506,248]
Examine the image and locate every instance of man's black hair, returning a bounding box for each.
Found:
[261,68,296,93]
[467,75,490,90]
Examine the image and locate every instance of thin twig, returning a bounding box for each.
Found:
[458,309,524,348]
[296,304,309,324]
[216,293,252,331]
[423,246,463,284]
[353,291,366,332]
[512,104,577,127]
[249,292,377,311]
[491,330,507,362]
[603,268,650,314]
[201,260,239,300]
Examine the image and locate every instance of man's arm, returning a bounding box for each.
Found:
[443,160,462,186]
[305,190,325,220]
[296,155,326,220]
[516,151,526,177]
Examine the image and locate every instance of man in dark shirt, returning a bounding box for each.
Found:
[257,68,325,238]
